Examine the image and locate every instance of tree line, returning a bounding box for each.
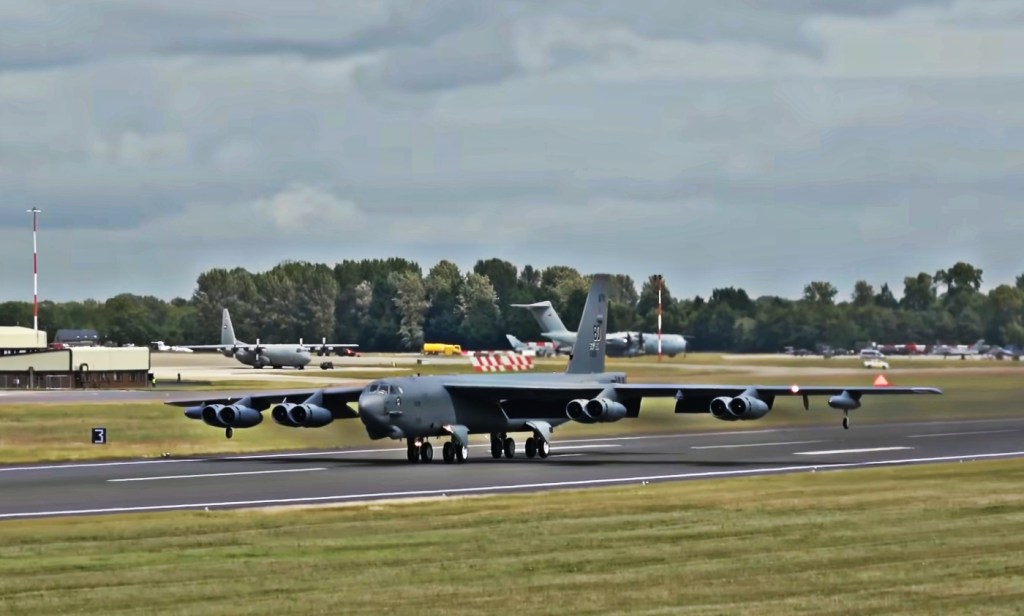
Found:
[2,259,1023,352]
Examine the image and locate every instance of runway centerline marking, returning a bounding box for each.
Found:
[793,447,912,456]
[692,440,827,450]
[907,429,1017,438]
[6,450,1024,519]
[108,468,326,483]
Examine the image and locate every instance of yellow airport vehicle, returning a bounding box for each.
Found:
[422,343,462,356]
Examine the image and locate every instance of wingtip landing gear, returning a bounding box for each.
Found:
[225,427,233,439]
[842,411,850,430]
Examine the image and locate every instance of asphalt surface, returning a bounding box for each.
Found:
[2,417,1024,520]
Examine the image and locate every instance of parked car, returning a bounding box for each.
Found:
[863,358,890,370]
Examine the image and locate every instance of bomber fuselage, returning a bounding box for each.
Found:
[356,371,629,440]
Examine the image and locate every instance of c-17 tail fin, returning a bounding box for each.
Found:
[510,300,569,334]
[566,275,608,374]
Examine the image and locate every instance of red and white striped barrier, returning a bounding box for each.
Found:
[470,355,535,372]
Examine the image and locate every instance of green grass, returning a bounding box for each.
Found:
[1,370,1020,464]
[2,459,1024,615]
[156,380,342,391]
[297,353,1024,381]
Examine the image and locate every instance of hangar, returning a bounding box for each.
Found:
[0,326,151,389]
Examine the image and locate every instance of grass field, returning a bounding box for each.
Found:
[292,352,1024,381]
[1,459,1023,615]
[1,369,1021,464]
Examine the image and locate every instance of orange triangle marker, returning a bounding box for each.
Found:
[873,374,890,387]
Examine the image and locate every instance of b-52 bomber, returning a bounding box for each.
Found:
[167,275,942,464]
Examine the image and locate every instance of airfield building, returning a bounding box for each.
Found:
[0,326,151,389]
[54,328,100,347]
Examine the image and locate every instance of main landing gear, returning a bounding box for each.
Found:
[490,433,550,460]
[406,438,467,464]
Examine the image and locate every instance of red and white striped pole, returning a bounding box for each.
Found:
[27,207,40,331]
[657,274,663,362]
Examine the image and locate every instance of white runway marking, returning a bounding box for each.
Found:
[907,429,1017,439]
[0,459,205,473]
[691,440,827,450]
[6,450,1024,519]
[793,447,912,456]
[108,468,326,483]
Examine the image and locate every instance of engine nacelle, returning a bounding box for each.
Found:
[271,403,299,427]
[202,403,262,428]
[583,398,628,422]
[727,395,770,420]
[288,404,334,428]
[710,396,737,421]
[566,399,595,423]
[828,391,862,411]
[201,404,227,428]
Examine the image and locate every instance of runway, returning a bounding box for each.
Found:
[2,416,1024,520]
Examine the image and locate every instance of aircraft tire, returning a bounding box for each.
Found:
[456,444,468,463]
[225,427,233,439]
[420,442,433,463]
[406,443,418,463]
[489,434,502,459]
[503,437,515,459]
[537,439,550,458]
[525,437,537,458]
[442,441,455,463]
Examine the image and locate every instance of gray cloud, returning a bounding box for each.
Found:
[0,0,1022,302]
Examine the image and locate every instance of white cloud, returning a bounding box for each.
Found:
[0,1,1022,302]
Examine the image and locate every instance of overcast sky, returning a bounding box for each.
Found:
[1,0,1022,303]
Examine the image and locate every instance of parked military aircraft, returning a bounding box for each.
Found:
[931,339,986,358]
[167,275,942,463]
[186,309,358,369]
[511,300,689,357]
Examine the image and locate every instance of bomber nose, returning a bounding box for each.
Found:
[358,392,385,427]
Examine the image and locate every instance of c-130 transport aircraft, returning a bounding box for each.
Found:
[167,274,943,464]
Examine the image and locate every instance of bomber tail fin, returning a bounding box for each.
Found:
[510,300,569,334]
[566,275,608,374]
[221,308,237,347]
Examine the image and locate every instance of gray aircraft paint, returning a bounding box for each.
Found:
[169,274,942,464]
[220,309,313,369]
[186,309,357,369]
[510,300,689,357]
